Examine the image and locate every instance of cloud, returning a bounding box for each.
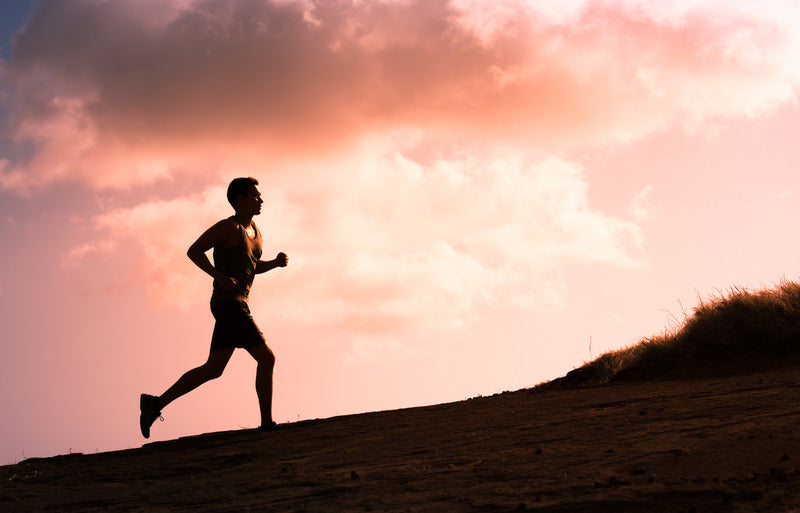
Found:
[1,0,799,191]
[87,136,645,335]
[6,0,799,354]
[91,184,233,307]
[343,334,410,365]
[628,184,655,223]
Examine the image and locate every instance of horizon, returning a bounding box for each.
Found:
[3,0,800,464]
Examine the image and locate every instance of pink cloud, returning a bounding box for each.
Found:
[9,0,800,355]
[1,0,798,190]
[91,185,232,307]
[86,137,644,340]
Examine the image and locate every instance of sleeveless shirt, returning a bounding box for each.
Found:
[211,218,263,302]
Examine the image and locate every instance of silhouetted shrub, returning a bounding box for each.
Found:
[549,280,800,387]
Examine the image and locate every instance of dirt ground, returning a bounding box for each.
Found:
[4,365,800,512]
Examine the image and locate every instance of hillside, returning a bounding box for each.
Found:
[549,281,800,388]
[3,364,800,512]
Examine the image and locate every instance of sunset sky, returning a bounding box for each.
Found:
[3,0,800,464]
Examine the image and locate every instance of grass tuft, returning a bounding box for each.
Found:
[547,279,800,387]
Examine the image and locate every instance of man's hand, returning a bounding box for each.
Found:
[255,253,289,274]
[276,252,289,267]
[214,275,239,291]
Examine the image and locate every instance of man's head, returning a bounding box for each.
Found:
[227,177,259,208]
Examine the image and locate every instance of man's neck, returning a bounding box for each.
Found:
[233,212,253,227]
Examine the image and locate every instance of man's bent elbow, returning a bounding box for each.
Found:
[187,246,205,265]
[187,244,200,259]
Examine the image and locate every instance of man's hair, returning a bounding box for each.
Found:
[227,177,259,207]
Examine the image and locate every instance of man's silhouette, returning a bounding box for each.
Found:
[139,177,288,438]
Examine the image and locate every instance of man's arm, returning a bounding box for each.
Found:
[187,219,239,289]
[255,252,289,274]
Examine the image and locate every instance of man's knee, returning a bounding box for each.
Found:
[263,349,276,369]
[258,346,276,368]
[246,343,275,368]
[208,365,226,379]
[199,361,226,380]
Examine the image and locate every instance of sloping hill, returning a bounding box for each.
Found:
[3,364,800,512]
[548,281,800,388]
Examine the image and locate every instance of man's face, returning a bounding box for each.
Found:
[238,185,263,215]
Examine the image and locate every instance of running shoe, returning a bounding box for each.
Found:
[139,394,162,438]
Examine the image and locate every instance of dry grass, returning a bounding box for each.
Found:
[550,279,800,387]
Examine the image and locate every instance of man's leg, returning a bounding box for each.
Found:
[159,347,235,408]
[245,343,275,428]
[140,348,234,438]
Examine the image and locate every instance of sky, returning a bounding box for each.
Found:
[2,0,800,464]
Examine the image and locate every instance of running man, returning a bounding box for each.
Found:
[139,177,288,438]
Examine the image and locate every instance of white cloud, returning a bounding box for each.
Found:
[93,185,232,307]
[628,185,655,223]
[343,334,413,365]
[83,136,645,336]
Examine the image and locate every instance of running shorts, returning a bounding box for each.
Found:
[209,299,266,350]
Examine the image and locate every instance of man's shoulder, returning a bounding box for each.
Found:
[209,217,241,241]
[214,216,238,229]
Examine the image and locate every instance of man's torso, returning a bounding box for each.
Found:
[211,217,263,301]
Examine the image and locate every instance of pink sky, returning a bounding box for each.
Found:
[2,0,800,463]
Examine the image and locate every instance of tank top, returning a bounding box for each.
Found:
[211,218,263,302]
